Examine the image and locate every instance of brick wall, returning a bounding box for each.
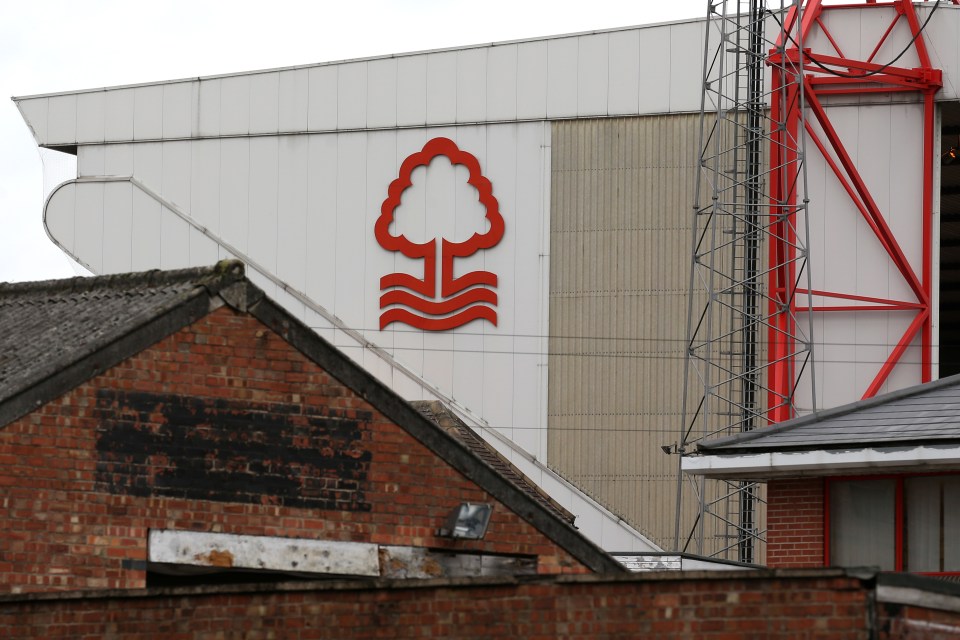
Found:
[878,602,960,639]
[3,570,946,639]
[766,478,825,568]
[0,306,588,594]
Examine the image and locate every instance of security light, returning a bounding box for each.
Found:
[438,503,493,539]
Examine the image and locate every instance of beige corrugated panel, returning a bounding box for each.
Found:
[548,115,703,549]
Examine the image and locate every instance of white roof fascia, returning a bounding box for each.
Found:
[12,19,708,148]
[681,445,960,479]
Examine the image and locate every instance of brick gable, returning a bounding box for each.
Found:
[0,307,590,594]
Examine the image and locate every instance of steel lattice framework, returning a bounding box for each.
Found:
[676,0,948,562]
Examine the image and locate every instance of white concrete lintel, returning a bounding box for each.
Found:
[148,530,380,577]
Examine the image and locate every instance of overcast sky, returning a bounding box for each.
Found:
[0,0,705,283]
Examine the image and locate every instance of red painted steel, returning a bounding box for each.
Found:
[375,137,504,330]
[769,0,944,421]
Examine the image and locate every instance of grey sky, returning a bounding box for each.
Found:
[1,0,705,282]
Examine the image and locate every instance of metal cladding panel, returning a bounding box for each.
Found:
[162,82,194,140]
[426,52,458,124]
[577,33,609,117]
[46,94,77,145]
[548,115,699,549]
[16,21,714,150]
[367,58,398,129]
[278,68,309,132]
[338,62,368,130]
[250,73,281,135]
[608,30,641,115]
[457,48,487,123]
[486,45,518,122]
[798,102,925,408]
[133,85,164,141]
[76,91,105,144]
[46,123,552,462]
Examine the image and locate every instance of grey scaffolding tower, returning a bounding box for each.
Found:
[673,0,816,562]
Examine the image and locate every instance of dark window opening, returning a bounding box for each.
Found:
[940,102,960,377]
[827,474,960,575]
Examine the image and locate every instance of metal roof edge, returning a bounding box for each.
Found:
[11,17,705,102]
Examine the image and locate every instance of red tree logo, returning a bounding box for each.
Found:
[375,138,505,331]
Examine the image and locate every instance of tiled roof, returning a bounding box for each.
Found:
[412,401,576,526]
[0,261,246,424]
[697,374,960,453]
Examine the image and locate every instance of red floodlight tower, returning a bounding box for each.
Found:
[677,0,952,560]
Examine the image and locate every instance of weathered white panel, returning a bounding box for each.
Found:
[396,55,427,127]
[190,139,221,233]
[248,136,280,275]
[546,38,578,118]
[486,45,517,122]
[131,184,162,270]
[133,142,163,194]
[364,131,397,348]
[334,134,367,324]
[156,141,188,213]
[667,21,704,112]
[130,182,162,271]
[74,181,104,273]
[516,40,548,120]
[457,48,487,123]
[887,102,925,299]
[219,137,251,253]
[367,58,398,129]
[338,62,367,130]
[78,145,105,177]
[219,75,250,136]
[133,85,163,141]
[249,73,280,135]
[276,136,309,290]
[148,530,380,577]
[76,91,105,143]
[608,30,641,115]
[278,68,309,132]
[426,51,457,123]
[511,350,541,454]
[305,133,339,314]
[162,82,193,139]
[577,34,609,116]
[47,94,77,144]
[103,143,133,176]
[189,227,220,266]
[453,328,484,413]
[104,89,135,141]
[197,79,221,137]
[307,65,338,131]
[102,180,132,274]
[15,96,48,143]
[160,204,191,269]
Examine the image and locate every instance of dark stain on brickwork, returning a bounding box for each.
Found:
[94,390,372,511]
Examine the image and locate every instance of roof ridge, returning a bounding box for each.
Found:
[0,260,245,297]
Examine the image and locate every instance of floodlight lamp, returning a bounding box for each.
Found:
[438,503,493,539]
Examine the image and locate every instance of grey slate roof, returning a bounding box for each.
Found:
[0,261,624,574]
[697,374,960,453]
[0,262,246,427]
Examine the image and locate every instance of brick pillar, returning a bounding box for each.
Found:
[766,478,825,567]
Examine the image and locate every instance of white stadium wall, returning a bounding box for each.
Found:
[15,5,960,552]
